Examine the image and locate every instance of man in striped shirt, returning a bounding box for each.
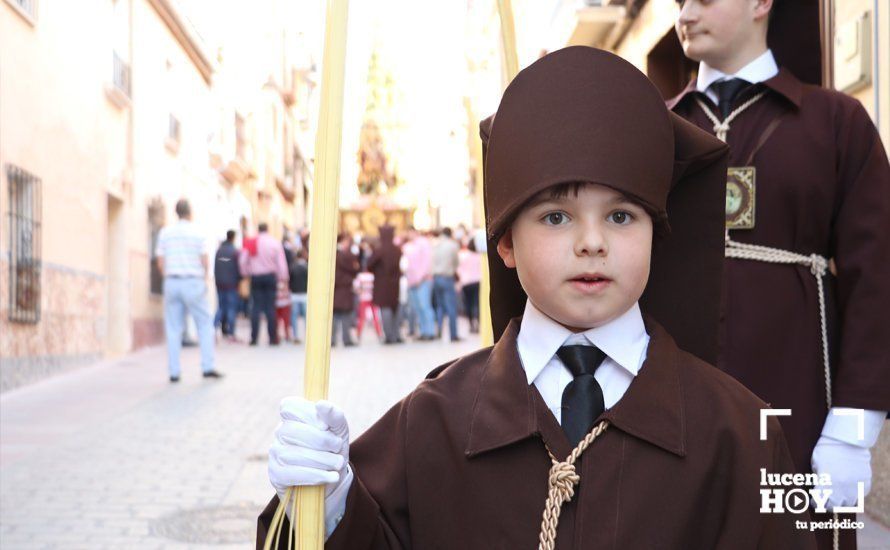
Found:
[155,199,222,382]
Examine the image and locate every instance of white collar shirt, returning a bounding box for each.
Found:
[516,299,649,424]
[696,49,779,104]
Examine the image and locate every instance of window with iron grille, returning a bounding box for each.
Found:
[6,164,42,323]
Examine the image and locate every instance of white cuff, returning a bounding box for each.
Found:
[324,464,353,540]
[821,408,886,448]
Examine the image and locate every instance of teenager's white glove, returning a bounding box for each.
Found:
[269,397,353,538]
[811,435,872,510]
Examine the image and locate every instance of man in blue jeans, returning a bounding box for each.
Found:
[155,199,222,382]
[214,230,241,340]
[404,228,436,341]
[432,227,461,342]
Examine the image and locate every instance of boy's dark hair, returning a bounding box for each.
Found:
[258,222,269,233]
[441,227,453,238]
[226,230,236,242]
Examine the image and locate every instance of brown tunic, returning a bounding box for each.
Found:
[669,69,890,550]
[333,249,360,312]
[367,226,402,310]
[258,316,815,549]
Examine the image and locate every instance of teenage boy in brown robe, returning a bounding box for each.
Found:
[259,47,816,549]
[671,2,890,547]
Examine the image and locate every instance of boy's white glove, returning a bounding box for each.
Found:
[269,397,353,538]
[811,435,872,510]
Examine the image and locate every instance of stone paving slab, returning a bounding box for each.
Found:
[1,319,888,548]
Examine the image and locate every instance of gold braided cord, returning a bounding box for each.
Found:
[695,92,766,142]
[538,420,609,550]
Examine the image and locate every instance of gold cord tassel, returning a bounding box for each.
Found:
[537,421,609,550]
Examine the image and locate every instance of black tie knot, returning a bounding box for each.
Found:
[710,78,751,118]
[556,345,607,378]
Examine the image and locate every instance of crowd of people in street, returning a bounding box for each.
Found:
[155,199,484,382]
[329,223,483,347]
[232,223,483,349]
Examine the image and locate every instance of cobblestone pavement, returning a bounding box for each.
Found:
[2,319,888,549]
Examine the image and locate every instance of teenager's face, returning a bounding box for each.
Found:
[497,184,652,331]
[675,0,769,67]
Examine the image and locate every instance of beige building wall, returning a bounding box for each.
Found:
[128,0,217,347]
[0,0,226,389]
[1,0,129,389]
[2,0,317,392]
[835,0,890,152]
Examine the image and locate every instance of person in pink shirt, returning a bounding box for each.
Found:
[457,237,482,334]
[238,222,289,346]
[402,226,436,341]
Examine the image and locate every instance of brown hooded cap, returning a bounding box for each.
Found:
[481,46,728,364]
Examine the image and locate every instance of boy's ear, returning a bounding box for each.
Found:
[496,229,516,269]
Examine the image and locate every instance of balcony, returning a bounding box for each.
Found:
[217,113,254,183]
[552,0,628,48]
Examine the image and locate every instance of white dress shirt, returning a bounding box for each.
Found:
[517,299,649,424]
[696,49,779,104]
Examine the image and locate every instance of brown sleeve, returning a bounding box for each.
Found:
[256,397,414,550]
[758,417,818,550]
[830,100,890,412]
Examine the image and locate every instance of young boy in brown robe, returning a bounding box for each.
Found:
[671,2,890,547]
[259,47,816,549]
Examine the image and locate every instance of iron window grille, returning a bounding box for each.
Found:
[6,164,42,323]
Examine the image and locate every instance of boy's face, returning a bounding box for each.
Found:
[675,0,770,67]
[497,183,652,331]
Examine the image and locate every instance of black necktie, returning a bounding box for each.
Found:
[711,78,751,119]
[557,345,607,447]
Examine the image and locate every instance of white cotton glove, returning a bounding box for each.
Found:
[269,397,353,538]
[811,434,872,510]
